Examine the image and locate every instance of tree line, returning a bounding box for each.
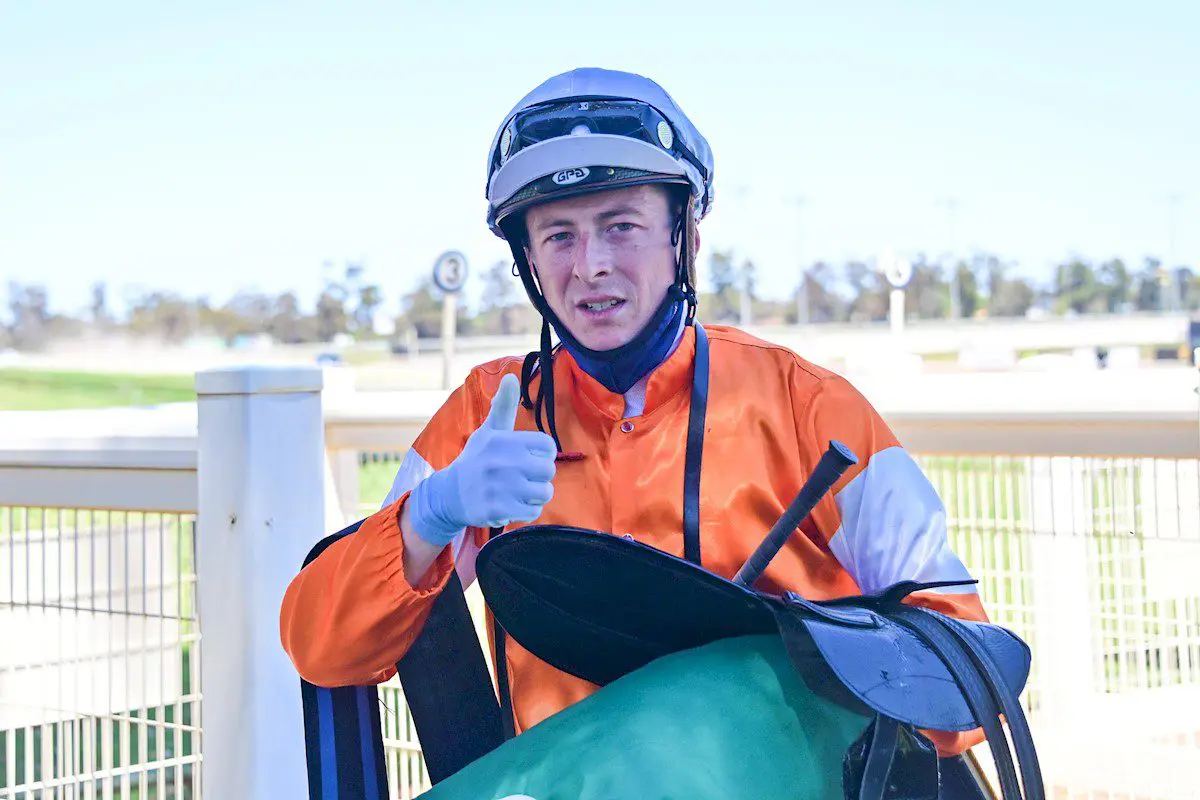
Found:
[704,252,1194,326]
[2,253,1195,352]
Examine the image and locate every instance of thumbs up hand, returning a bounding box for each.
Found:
[408,374,558,546]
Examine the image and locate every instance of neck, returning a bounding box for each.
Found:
[620,313,688,418]
[553,289,687,395]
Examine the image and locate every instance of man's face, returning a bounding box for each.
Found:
[524,184,681,351]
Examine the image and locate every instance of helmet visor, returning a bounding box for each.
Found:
[492,99,681,174]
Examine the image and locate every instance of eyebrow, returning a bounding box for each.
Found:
[532,205,646,233]
[595,205,644,222]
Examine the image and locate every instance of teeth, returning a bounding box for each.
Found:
[584,300,619,311]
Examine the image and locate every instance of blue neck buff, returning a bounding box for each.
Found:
[552,286,688,395]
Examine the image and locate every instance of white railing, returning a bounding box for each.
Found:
[2,362,1199,799]
[323,366,1200,523]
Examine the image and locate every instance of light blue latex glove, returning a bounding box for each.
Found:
[408,373,558,546]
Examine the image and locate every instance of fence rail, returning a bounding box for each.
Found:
[1,362,1198,799]
[1,507,201,800]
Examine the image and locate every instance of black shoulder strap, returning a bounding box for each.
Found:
[494,618,517,740]
[682,322,709,565]
[491,527,518,740]
[394,569,504,782]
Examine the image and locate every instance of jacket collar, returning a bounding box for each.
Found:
[563,324,697,421]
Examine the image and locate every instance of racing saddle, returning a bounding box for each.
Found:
[473,433,1041,800]
[476,523,1043,800]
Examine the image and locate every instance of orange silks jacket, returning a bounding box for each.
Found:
[280,325,990,755]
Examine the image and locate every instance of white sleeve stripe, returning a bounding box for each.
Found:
[382,449,435,508]
[828,445,975,596]
[381,449,476,588]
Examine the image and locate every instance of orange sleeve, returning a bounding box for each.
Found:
[279,370,492,688]
[792,371,900,545]
[279,492,457,687]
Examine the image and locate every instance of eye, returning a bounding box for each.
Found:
[609,222,636,233]
[546,231,573,244]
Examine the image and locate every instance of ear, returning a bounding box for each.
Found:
[523,245,539,278]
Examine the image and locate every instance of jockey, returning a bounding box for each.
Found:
[280,67,990,757]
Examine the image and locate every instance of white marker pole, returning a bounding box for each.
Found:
[890,288,905,337]
[881,250,911,339]
[432,250,469,391]
[442,292,456,390]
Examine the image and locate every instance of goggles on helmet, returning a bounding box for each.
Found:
[492,99,682,168]
[487,97,711,231]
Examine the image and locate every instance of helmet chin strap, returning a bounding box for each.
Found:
[553,285,688,394]
[502,206,697,450]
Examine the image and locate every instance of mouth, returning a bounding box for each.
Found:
[577,298,626,316]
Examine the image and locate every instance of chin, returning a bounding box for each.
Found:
[569,323,635,352]
[568,331,621,351]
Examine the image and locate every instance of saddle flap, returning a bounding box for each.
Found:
[477,526,1034,747]
[784,591,878,628]
[955,617,1035,686]
[477,526,776,686]
[776,595,1032,733]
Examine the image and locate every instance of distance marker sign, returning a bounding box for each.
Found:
[433,250,469,294]
[880,251,913,289]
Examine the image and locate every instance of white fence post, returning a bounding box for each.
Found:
[325,449,361,527]
[195,366,326,799]
[321,365,361,527]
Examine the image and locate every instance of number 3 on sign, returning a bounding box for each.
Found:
[433,250,469,294]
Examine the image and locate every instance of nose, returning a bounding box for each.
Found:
[573,232,611,282]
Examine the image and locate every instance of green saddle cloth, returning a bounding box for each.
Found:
[419,635,873,800]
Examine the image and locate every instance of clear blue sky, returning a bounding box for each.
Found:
[2,1,1197,317]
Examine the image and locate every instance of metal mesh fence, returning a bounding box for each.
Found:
[377,683,430,799]
[0,508,201,800]
[918,454,1200,799]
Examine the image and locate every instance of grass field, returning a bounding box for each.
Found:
[0,369,197,410]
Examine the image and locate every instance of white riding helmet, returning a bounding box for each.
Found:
[485,67,715,239]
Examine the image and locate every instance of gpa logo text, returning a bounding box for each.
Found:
[552,167,590,186]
